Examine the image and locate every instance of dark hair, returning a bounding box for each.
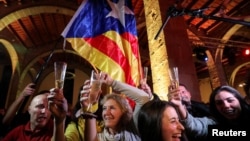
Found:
[179,83,187,89]
[151,93,161,101]
[179,83,190,93]
[138,100,184,141]
[71,86,83,122]
[209,85,250,125]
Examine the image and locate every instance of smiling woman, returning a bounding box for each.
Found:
[138,100,186,141]
[209,85,250,127]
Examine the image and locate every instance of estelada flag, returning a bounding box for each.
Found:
[62,0,142,87]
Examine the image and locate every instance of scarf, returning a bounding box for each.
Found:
[98,128,141,141]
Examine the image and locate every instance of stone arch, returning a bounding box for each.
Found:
[0,6,76,88]
[229,62,250,87]
[0,39,20,107]
[0,39,19,75]
[0,6,75,105]
[0,6,75,30]
[212,24,244,86]
[18,49,85,92]
[214,24,243,64]
[214,24,243,62]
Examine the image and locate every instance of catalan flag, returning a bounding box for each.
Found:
[62,0,141,87]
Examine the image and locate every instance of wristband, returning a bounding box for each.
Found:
[81,112,97,119]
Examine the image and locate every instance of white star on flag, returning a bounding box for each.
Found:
[106,0,134,28]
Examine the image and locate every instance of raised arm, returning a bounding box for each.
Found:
[48,88,68,141]
[2,83,35,125]
[84,117,98,141]
[168,86,217,137]
[181,112,216,137]
[167,87,187,119]
[81,80,101,141]
[139,79,153,100]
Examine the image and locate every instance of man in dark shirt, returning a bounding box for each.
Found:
[179,83,211,117]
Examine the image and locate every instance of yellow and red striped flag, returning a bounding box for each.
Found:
[62,0,142,108]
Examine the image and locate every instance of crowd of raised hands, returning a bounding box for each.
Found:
[1,70,250,141]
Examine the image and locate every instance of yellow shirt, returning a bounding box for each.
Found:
[65,103,104,141]
[65,117,104,141]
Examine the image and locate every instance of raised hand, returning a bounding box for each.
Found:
[81,79,101,113]
[80,80,91,108]
[20,83,35,98]
[100,72,113,86]
[47,88,68,122]
[168,85,189,119]
[168,85,182,107]
[140,79,153,99]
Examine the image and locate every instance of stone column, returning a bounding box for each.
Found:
[143,0,201,101]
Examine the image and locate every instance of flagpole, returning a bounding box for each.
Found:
[17,37,62,114]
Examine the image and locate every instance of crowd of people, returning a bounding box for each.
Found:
[1,70,250,141]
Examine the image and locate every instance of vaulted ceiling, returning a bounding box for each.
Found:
[1,0,250,84]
